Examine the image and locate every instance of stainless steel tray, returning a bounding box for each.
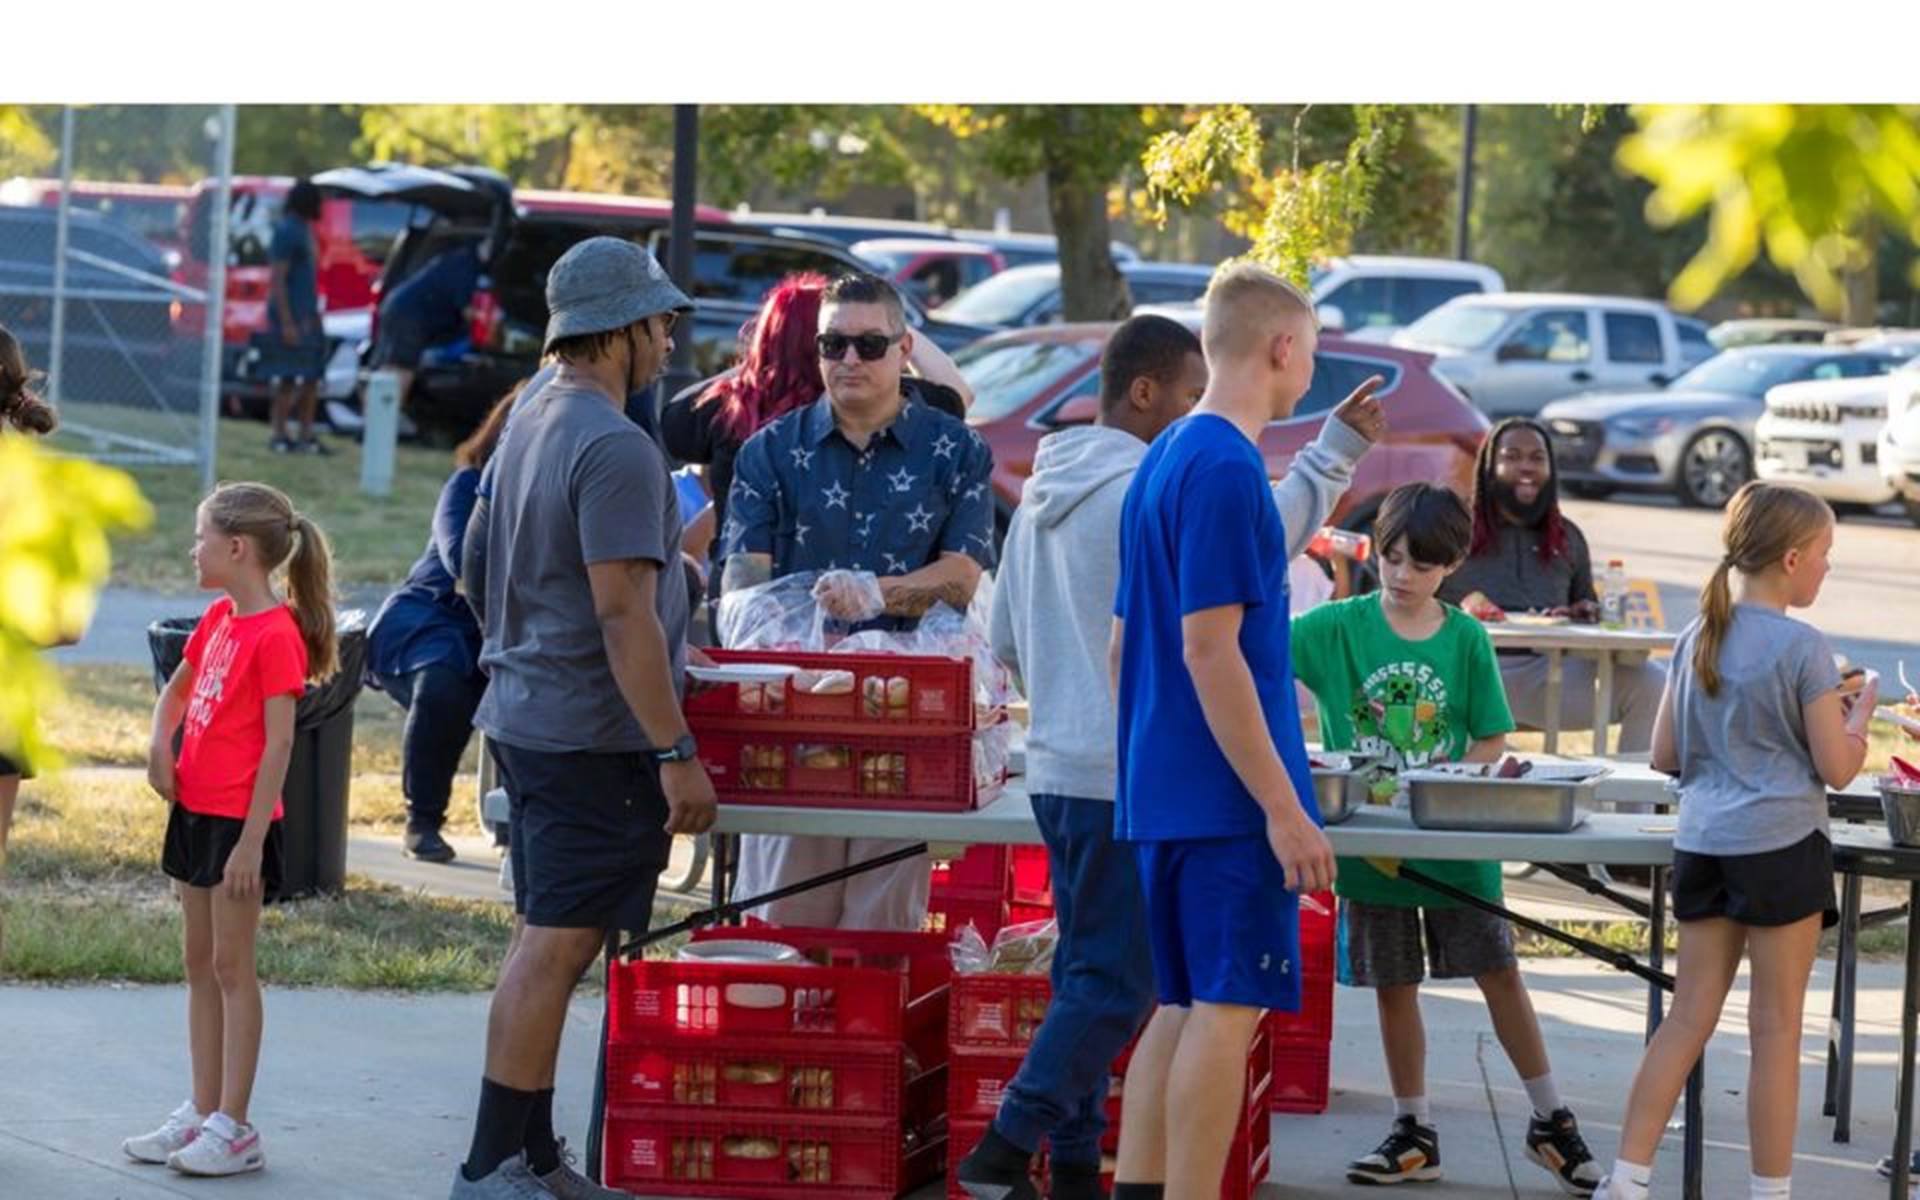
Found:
[1310,755,1381,826]
[1880,779,1920,848]
[1403,763,1610,833]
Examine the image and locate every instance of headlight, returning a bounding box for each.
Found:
[1610,415,1675,438]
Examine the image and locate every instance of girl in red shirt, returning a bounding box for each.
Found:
[125,482,338,1178]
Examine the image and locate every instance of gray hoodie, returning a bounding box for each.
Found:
[989,415,1370,801]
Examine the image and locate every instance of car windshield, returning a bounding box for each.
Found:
[852,245,913,274]
[1670,352,1830,396]
[941,267,1059,326]
[954,339,1099,421]
[1400,303,1510,350]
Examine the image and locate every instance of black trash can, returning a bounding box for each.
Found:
[147,609,369,900]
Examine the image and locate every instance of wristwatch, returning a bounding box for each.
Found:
[652,734,699,764]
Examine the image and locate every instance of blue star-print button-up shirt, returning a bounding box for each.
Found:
[722,393,997,600]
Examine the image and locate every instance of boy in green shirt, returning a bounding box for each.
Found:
[1291,483,1600,1195]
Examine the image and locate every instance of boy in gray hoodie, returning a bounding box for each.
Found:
[961,313,1382,1200]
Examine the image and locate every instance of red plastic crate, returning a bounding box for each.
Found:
[608,1039,911,1119]
[929,845,1010,896]
[604,1110,943,1199]
[946,1050,1027,1123]
[1009,845,1052,907]
[1269,1037,1332,1114]
[1006,903,1054,928]
[700,727,991,812]
[688,648,979,736]
[949,974,1054,1052]
[926,893,1010,943]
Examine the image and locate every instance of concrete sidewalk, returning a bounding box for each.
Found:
[3,955,1909,1199]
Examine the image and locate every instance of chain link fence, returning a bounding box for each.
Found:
[0,105,232,482]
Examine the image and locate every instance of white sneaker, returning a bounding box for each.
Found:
[123,1101,203,1164]
[167,1116,264,1176]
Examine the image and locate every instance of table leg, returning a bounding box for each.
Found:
[713,832,733,910]
[586,928,618,1183]
[1593,652,1616,757]
[1647,866,1667,1041]
[1682,1059,1705,1200]
[1889,880,1920,1200]
[1543,649,1565,755]
[1834,871,1863,1141]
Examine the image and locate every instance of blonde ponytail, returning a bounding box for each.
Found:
[201,482,337,681]
[1693,481,1833,698]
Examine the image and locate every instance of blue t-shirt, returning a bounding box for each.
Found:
[382,244,482,340]
[267,214,319,331]
[367,467,483,683]
[1114,413,1317,842]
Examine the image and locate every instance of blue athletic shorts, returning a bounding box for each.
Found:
[1134,834,1301,1011]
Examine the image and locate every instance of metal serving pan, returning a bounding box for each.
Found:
[1879,777,1920,848]
[1309,754,1381,826]
[1402,762,1611,833]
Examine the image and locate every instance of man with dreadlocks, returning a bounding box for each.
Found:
[1438,417,1665,753]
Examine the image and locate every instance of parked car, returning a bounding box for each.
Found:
[1,177,193,269]
[316,165,995,441]
[1539,346,1905,508]
[956,320,1489,541]
[1391,293,1716,417]
[0,205,195,411]
[852,237,1006,309]
[1707,317,1839,349]
[951,229,1141,270]
[173,174,415,407]
[733,210,955,248]
[1877,362,1920,524]
[940,262,1215,331]
[1309,255,1505,342]
[1755,358,1920,519]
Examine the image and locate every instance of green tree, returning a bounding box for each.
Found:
[1618,104,1920,318]
[357,105,586,188]
[0,439,151,771]
[234,105,367,178]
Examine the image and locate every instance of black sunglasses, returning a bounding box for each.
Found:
[816,331,902,362]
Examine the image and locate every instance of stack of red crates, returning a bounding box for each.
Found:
[945,973,1274,1200]
[1269,891,1337,1114]
[602,927,952,1198]
[688,648,1000,811]
[926,844,1053,943]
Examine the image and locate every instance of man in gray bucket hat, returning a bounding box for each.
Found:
[451,237,712,1200]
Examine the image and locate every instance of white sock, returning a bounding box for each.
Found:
[1394,1094,1431,1123]
[204,1111,244,1140]
[1604,1158,1652,1200]
[1750,1173,1790,1200]
[1522,1071,1564,1118]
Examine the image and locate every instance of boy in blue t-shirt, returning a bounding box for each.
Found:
[1110,264,1358,1200]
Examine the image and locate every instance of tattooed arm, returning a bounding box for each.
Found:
[879,551,983,617]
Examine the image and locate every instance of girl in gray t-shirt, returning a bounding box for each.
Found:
[1592,482,1877,1200]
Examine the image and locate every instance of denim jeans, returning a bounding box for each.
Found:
[992,794,1156,1167]
[375,664,485,832]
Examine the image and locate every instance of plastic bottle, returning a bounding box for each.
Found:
[1601,559,1628,628]
[1307,527,1372,561]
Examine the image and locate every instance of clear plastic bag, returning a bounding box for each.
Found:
[716,572,830,651]
[813,570,886,624]
[948,920,991,974]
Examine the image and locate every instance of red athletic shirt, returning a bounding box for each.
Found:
[174,596,308,820]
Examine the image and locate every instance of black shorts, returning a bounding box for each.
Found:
[162,804,285,895]
[1672,831,1838,928]
[490,740,671,932]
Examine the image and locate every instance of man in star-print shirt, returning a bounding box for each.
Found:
[720,271,996,629]
[719,271,996,930]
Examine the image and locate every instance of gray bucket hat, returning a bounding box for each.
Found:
[543,236,694,353]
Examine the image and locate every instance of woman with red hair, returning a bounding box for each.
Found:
[660,271,973,601]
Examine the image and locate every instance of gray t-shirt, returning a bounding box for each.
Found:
[1671,604,1840,856]
[474,378,687,754]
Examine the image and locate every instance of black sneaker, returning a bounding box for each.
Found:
[404,829,457,864]
[1878,1151,1920,1179]
[955,1125,1040,1200]
[1347,1115,1441,1185]
[269,437,296,454]
[296,438,332,456]
[1524,1108,1602,1196]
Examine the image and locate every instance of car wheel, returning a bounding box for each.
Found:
[1564,481,1614,500]
[1676,429,1751,508]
